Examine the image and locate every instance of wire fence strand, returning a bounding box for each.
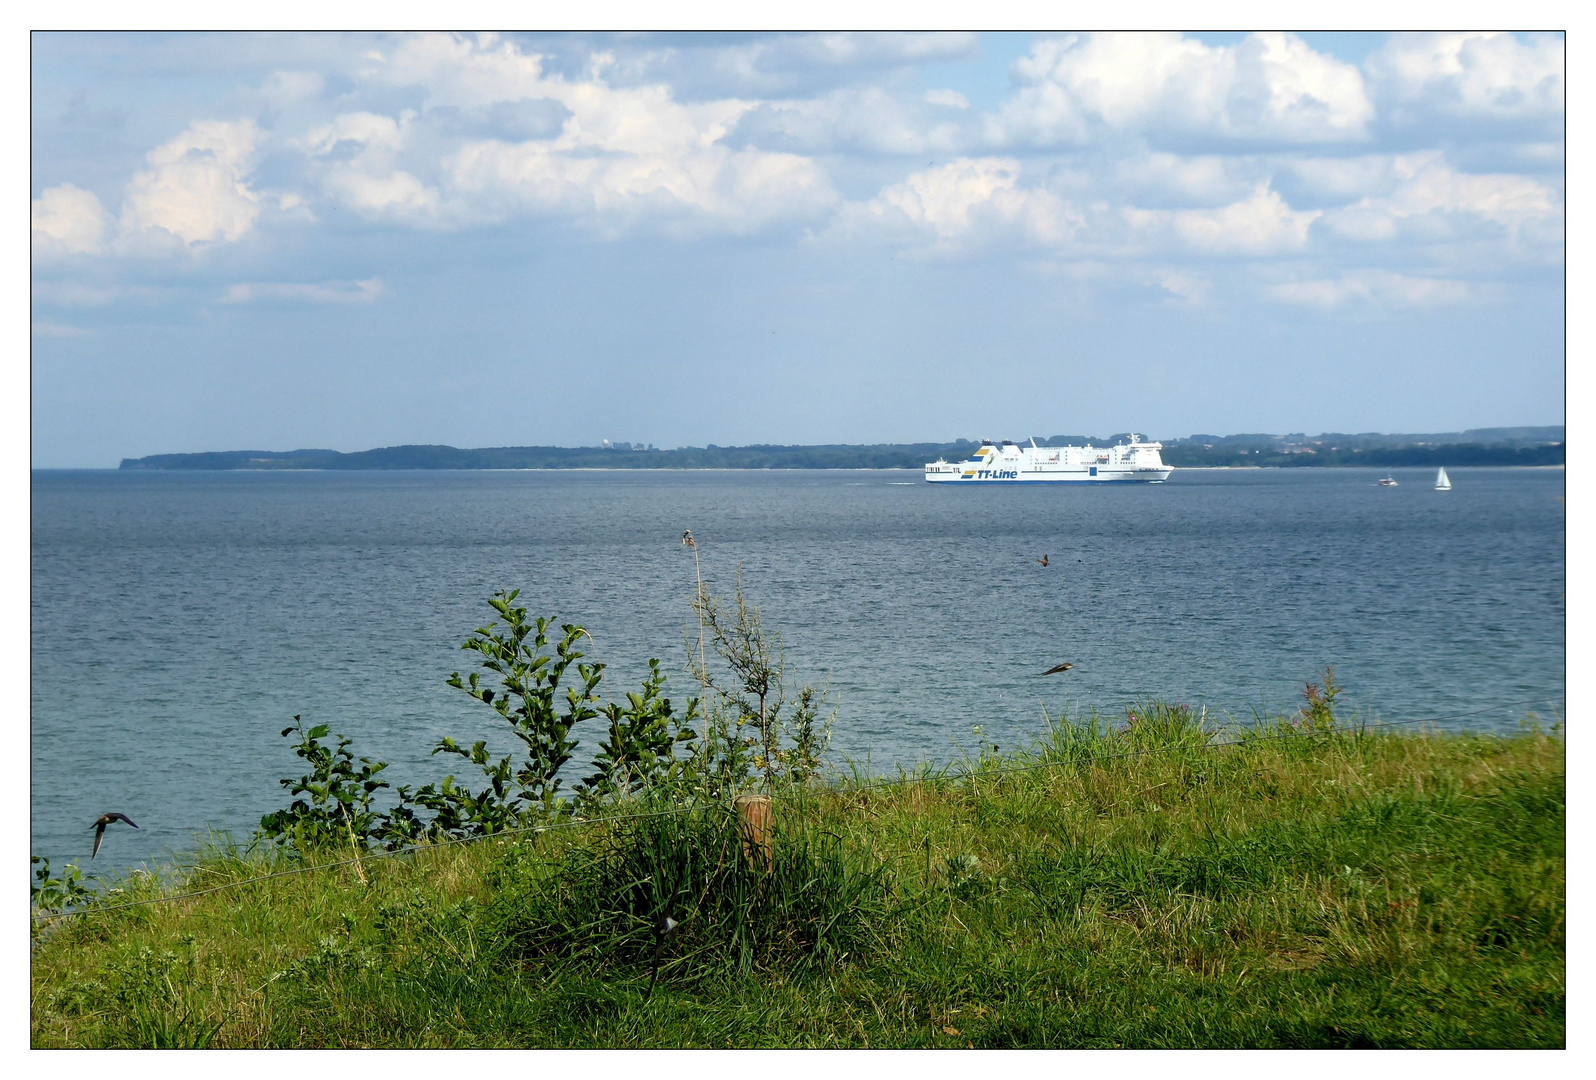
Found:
[31,806,705,924]
[31,692,1563,925]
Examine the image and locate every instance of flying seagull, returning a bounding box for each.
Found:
[1037,555,1050,566]
[91,812,139,859]
[1037,662,1074,676]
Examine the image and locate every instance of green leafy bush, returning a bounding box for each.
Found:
[255,588,719,852]
[442,592,606,813]
[257,717,392,852]
[582,658,702,800]
[31,856,95,912]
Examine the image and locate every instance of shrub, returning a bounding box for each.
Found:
[686,569,835,793]
[257,717,392,853]
[256,589,712,851]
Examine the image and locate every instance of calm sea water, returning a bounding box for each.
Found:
[31,467,1565,874]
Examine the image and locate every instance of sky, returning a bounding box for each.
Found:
[29,29,1567,467]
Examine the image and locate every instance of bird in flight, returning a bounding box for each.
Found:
[1037,555,1050,566]
[1037,662,1074,676]
[91,813,139,859]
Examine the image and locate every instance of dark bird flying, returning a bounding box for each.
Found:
[1037,662,1075,676]
[91,813,139,859]
[1037,555,1050,566]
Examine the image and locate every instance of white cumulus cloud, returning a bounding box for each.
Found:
[25,30,1567,305]
[839,158,1081,251]
[303,34,840,235]
[989,32,1374,148]
[1122,183,1320,256]
[300,110,446,225]
[370,32,550,110]
[32,183,110,259]
[1321,152,1562,257]
[119,119,263,250]
[448,139,836,234]
[1368,32,1564,131]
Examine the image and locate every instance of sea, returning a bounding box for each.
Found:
[31,466,1566,875]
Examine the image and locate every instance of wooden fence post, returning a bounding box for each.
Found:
[734,793,773,873]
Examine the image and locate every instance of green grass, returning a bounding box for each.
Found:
[30,712,1565,1048]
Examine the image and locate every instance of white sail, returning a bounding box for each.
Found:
[1435,467,1451,491]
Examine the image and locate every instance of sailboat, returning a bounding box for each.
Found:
[1435,467,1452,491]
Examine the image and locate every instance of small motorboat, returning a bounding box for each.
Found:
[1378,476,1399,487]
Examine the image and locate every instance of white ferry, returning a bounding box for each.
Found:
[925,435,1174,484]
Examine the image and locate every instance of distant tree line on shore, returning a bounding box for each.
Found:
[117,426,1564,471]
[1160,444,1564,468]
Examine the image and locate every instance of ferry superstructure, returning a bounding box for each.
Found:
[925,435,1173,484]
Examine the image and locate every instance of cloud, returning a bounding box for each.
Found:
[729,86,964,155]
[298,34,841,235]
[301,110,410,157]
[26,30,1567,300]
[431,99,573,142]
[1153,269,1211,304]
[31,183,109,258]
[446,139,837,234]
[924,89,970,109]
[299,110,447,224]
[1319,152,1562,258]
[253,70,326,106]
[989,32,1373,148]
[369,32,549,110]
[782,31,977,68]
[220,277,385,304]
[838,157,1081,251]
[1170,184,1320,254]
[1265,270,1472,308]
[1275,153,1405,206]
[119,119,263,250]
[583,32,980,99]
[1119,183,1320,256]
[1368,33,1563,135]
[1110,150,1260,208]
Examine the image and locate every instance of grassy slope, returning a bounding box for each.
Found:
[31,720,1564,1048]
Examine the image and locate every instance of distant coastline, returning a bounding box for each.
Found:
[117,427,1565,472]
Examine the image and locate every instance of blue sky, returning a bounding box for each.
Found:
[30,31,1566,467]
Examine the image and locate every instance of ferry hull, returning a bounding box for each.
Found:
[925,434,1174,484]
[925,469,1171,484]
